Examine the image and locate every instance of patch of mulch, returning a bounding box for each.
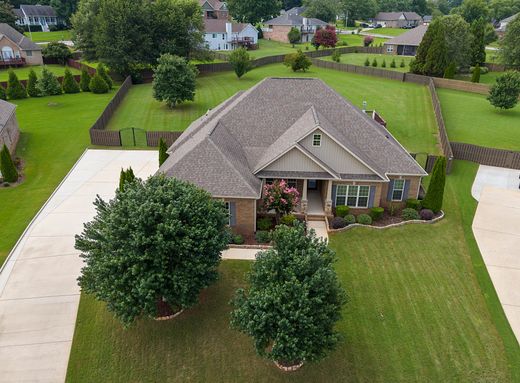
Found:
[0,157,25,188]
[372,212,405,227]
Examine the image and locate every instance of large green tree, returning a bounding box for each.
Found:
[76,175,229,326]
[500,14,520,67]
[0,1,20,30]
[487,71,520,109]
[153,53,198,107]
[442,14,472,69]
[411,18,449,76]
[50,0,79,23]
[227,0,281,24]
[339,0,378,26]
[231,223,347,368]
[470,18,486,65]
[303,0,338,22]
[489,0,520,21]
[71,0,101,61]
[457,0,489,23]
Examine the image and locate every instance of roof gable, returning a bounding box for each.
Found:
[0,23,40,51]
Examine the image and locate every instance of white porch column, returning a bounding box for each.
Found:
[301,179,308,213]
[325,180,333,214]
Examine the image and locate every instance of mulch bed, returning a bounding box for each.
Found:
[0,157,25,188]
[330,210,443,230]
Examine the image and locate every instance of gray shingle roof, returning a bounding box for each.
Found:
[500,12,519,23]
[0,23,41,51]
[203,19,251,33]
[265,13,328,27]
[0,99,16,134]
[19,4,56,17]
[384,24,428,46]
[375,11,422,21]
[159,78,426,198]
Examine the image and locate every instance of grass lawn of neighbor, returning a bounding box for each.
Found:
[0,64,80,81]
[338,34,387,47]
[66,160,519,382]
[438,88,520,151]
[107,63,439,155]
[455,71,501,85]
[320,53,413,72]
[24,30,72,43]
[374,27,408,36]
[0,89,119,265]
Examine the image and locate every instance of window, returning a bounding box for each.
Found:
[386,45,394,53]
[312,133,321,147]
[222,34,225,40]
[392,179,405,201]
[225,202,231,225]
[212,33,216,38]
[336,185,370,208]
[265,178,297,188]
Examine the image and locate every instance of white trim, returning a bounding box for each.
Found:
[391,179,405,201]
[312,133,322,147]
[335,184,370,208]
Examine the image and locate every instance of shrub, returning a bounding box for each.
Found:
[62,68,80,94]
[400,59,405,68]
[443,62,456,79]
[363,35,373,47]
[97,63,113,89]
[287,27,301,47]
[420,209,434,221]
[80,68,91,92]
[6,70,27,99]
[27,69,40,97]
[370,207,384,221]
[42,42,72,65]
[422,156,446,213]
[402,208,420,221]
[257,217,273,231]
[280,214,297,226]
[471,65,488,74]
[0,144,18,182]
[382,59,386,68]
[330,216,347,229]
[471,64,481,83]
[0,85,6,100]
[153,54,198,107]
[487,71,520,110]
[89,73,109,94]
[233,234,245,245]
[262,180,300,218]
[345,214,356,225]
[364,57,370,66]
[371,58,378,67]
[283,49,312,72]
[331,49,341,63]
[335,205,349,218]
[357,214,372,225]
[158,137,169,166]
[255,230,271,243]
[36,67,62,96]
[229,47,252,79]
[390,59,396,68]
[405,199,421,210]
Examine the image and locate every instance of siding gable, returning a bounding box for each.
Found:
[263,147,327,173]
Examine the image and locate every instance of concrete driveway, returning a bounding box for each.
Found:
[0,150,158,383]
[471,165,520,201]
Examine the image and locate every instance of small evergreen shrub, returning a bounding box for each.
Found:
[382,59,386,68]
[390,59,396,68]
[357,214,372,225]
[257,217,273,231]
[400,59,405,68]
[80,68,91,92]
[330,216,347,229]
[422,156,446,213]
[331,49,341,63]
[402,208,420,221]
[443,62,456,79]
[471,64,481,83]
[471,65,488,74]
[89,74,109,94]
[37,67,62,96]
[62,68,80,94]
[364,57,370,66]
[372,58,378,67]
[27,69,40,97]
[6,70,27,99]
[0,85,6,100]
[97,63,113,89]
[370,207,384,221]
[0,144,18,182]
[158,137,169,166]
[420,209,434,220]
[233,234,245,245]
[335,205,350,218]
[280,214,297,226]
[255,230,271,243]
[345,214,356,225]
[405,199,421,210]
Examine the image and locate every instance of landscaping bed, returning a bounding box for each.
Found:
[0,64,81,82]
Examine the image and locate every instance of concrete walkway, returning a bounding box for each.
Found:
[0,149,158,383]
[307,220,329,241]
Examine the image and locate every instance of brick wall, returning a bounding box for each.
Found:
[0,112,20,154]
[379,176,422,209]
[264,25,292,43]
[227,198,256,237]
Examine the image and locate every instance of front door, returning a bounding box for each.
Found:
[308,179,317,190]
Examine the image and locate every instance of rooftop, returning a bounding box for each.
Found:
[0,23,41,51]
[384,24,428,46]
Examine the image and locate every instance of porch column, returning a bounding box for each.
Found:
[325,180,333,215]
[301,179,308,213]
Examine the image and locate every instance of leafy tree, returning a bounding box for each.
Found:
[377,0,413,12]
[411,0,432,15]
[42,42,72,65]
[76,175,229,326]
[0,1,20,30]
[442,15,472,69]
[363,35,374,47]
[283,0,302,9]
[27,69,40,97]
[489,0,520,21]
[458,0,489,23]
[487,71,520,109]
[339,0,378,26]
[37,67,63,96]
[158,138,169,166]
[284,49,312,72]
[331,49,341,62]
[228,47,252,79]
[262,179,300,222]
[411,18,449,76]
[311,34,320,50]
[118,167,135,191]
[49,0,79,23]
[469,18,486,66]
[471,64,481,82]
[303,0,339,22]
[422,156,446,213]
[287,27,301,47]
[96,63,112,89]
[231,223,347,368]
[313,25,337,48]
[0,85,6,100]
[0,143,18,182]
[443,61,456,78]
[500,15,520,67]
[89,73,109,94]
[71,0,102,61]
[227,0,281,24]
[6,70,27,100]
[79,68,91,92]
[152,54,198,108]
[62,68,80,94]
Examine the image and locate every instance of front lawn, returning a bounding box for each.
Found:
[0,64,81,81]
[0,90,118,265]
[24,30,72,43]
[66,160,518,382]
[438,88,520,150]
[106,63,439,154]
[320,53,413,72]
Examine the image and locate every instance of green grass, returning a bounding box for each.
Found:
[455,71,501,85]
[338,34,387,47]
[0,90,119,265]
[438,88,520,151]
[375,27,408,36]
[0,64,81,81]
[320,53,413,72]
[106,63,439,154]
[486,49,501,64]
[24,30,72,43]
[66,160,519,382]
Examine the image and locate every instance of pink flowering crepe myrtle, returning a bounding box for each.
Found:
[262,179,300,217]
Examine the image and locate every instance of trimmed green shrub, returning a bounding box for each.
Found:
[402,208,420,221]
[471,65,488,74]
[364,57,370,66]
[158,137,169,166]
[400,59,405,68]
[6,70,27,99]
[345,214,356,225]
[257,217,273,231]
[0,85,6,100]
[357,214,372,225]
[390,59,396,68]
[405,198,421,210]
[370,207,384,221]
[371,58,378,67]
[229,47,252,79]
[335,205,350,218]
[283,49,312,72]
[255,230,271,243]
[42,42,72,65]
[89,73,109,94]
[37,67,62,96]
[27,69,40,97]
[280,214,297,226]
[118,167,135,192]
[97,63,113,89]
[62,68,80,94]
[422,156,446,213]
[330,217,346,229]
[471,64,481,83]
[420,208,434,220]
[233,234,245,245]
[0,144,18,182]
[443,62,456,79]
[331,49,341,63]
[80,68,91,92]
[382,59,386,68]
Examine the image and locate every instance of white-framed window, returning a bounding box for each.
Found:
[312,133,321,147]
[336,185,370,208]
[392,179,405,201]
[386,45,394,53]
[225,201,231,225]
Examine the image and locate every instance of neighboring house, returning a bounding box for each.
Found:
[374,12,423,28]
[423,15,433,24]
[384,24,428,56]
[204,19,258,50]
[0,99,20,155]
[0,23,43,66]
[284,6,306,15]
[158,78,426,237]
[14,5,58,32]
[263,12,328,43]
[200,0,228,20]
[495,13,518,36]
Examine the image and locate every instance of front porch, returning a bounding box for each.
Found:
[299,179,333,217]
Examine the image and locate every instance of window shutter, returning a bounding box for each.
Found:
[403,180,411,200]
[368,186,376,207]
[229,202,237,226]
[331,184,337,208]
[386,180,394,201]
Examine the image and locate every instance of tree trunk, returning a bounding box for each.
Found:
[154,298,183,321]
[274,360,304,372]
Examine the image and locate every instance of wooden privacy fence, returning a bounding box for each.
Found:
[451,143,520,170]
[311,58,406,81]
[67,58,97,76]
[146,131,182,147]
[428,79,454,173]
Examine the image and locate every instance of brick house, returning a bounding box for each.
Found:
[203,19,258,50]
[0,23,42,66]
[374,12,422,28]
[0,99,20,155]
[263,9,328,43]
[384,24,428,56]
[158,78,426,237]
[200,0,228,20]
